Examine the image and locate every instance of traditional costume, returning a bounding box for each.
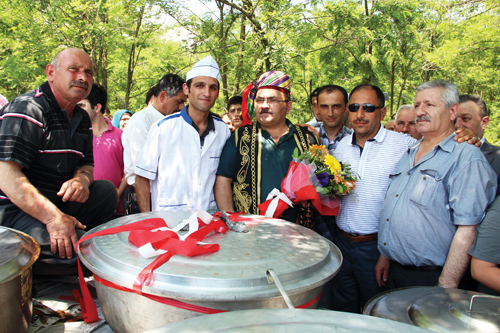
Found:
[217,71,318,222]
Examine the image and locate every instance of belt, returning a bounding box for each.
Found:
[393,261,442,271]
[339,228,378,243]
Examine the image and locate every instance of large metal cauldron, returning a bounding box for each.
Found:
[0,226,40,333]
[364,286,500,332]
[78,210,342,332]
[148,309,432,332]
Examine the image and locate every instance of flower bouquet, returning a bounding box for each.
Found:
[258,144,358,218]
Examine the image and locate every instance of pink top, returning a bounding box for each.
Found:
[93,118,124,214]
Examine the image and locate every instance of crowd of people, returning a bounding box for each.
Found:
[0,47,498,314]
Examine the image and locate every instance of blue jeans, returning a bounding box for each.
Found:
[329,228,384,312]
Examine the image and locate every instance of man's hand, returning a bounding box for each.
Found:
[375,255,390,287]
[57,177,90,202]
[296,123,320,138]
[454,128,481,147]
[46,213,86,259]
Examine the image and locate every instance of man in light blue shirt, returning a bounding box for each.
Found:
[377,80,497,290]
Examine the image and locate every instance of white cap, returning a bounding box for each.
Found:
[186,55,220,83]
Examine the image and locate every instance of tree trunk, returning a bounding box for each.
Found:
[217,1,229,103]
[125,5,146,109]
[233,6,247,95]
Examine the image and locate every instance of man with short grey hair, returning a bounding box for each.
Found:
[394,104,421,140]
[0,48,117,275]
[376,80,497,290]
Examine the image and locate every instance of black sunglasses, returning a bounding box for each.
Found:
[348,103,383,113]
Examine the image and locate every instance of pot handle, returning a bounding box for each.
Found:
[468,294,500,312]
[266,269,295,309]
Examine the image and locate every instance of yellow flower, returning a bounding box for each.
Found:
[325,155,342,173]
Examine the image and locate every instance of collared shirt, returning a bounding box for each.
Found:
[217,120,303,206]
[0,81,93,203]
[335,125,416,235]
[93,118,123,188]
[135,105,230,211]
[122,103,164,186]
[315,123,352,152]
[378,133,497,267]
[190,112,215,147]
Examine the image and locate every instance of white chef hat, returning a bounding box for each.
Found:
[186,55,220,83]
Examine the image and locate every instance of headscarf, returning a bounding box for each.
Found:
[186,55,221,83]
[111,109,133,128]
[241,71,291,126]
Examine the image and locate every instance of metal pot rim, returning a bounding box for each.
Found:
[78,211,342,301]
[0,226,40,284]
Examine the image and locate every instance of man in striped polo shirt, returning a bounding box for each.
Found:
[329,84,415,312]
[0,48,117,275]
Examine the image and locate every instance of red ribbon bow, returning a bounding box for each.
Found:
[74,212,232,323]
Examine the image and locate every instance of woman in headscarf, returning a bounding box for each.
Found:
[112,109,133,130]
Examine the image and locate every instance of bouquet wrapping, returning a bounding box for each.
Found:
[259,145,358,218]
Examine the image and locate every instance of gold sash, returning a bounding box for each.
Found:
[232,123,313,214]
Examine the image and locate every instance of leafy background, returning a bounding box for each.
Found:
[1,0,499,143]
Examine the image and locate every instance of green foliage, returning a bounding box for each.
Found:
[0,0,499,141]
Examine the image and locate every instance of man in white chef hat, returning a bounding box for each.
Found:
[135,55,230,212]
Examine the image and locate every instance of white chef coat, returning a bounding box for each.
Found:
[135,106,230,211]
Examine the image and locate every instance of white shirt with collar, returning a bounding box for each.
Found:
[335,125,416,235]
[135,107,230,212]
[122,103,164,186]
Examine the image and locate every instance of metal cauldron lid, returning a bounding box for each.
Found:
[78,210,342,301]
[146,309,432,332]
[364,286,500,332]
[0,226,40,283]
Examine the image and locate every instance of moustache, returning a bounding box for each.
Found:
[70,80,89,90]
[416,115,432,122]
[353,119,368,124]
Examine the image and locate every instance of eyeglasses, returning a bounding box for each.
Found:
[348,103,383,113]
[254,97,288,106]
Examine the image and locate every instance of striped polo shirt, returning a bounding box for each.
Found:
[335,125,416,235]
[0,82,93,203]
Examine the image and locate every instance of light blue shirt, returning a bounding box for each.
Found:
[378,133,497,267]
[315,123,352,153]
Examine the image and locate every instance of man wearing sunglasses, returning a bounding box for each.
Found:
[377,80,497,291]
[328,83,416,313]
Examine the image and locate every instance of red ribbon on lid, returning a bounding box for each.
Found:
[74,213,232,323]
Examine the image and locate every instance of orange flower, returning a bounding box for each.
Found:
[309,144,328,157]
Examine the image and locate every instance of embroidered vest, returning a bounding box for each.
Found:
[232,123,316,214]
